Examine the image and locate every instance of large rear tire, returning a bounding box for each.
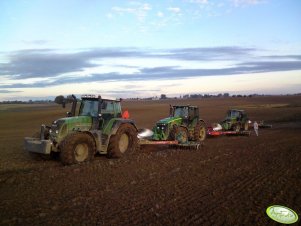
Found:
[194,121,206,142]
[244,122,249,131]
[60,132,95,165]
[107,124,138,158]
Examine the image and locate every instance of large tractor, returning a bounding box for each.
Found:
[151,105,206,144]
[220,109,250,131]
[24,95,139,165]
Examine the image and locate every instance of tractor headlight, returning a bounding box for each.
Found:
[157,124,167,132]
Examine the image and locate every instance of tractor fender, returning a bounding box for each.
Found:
[110,119,138,135]
[173,124,189,133]
[58,130,98,153]
[198,119,207,127]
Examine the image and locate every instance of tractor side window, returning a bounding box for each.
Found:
[115,102,121,114]
[115,102,122,117]
[101,101,114,113]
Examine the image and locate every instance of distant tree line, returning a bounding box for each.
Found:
[0,100,53,104]
[1,93,300,104]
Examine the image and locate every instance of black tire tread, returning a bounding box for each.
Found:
[194,121,207,142]
[107,123,138,158]
[60,132,95,165]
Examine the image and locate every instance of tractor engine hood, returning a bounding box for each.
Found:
[50,116,92,142]
[156,116,182,125]
[152,116,182,141]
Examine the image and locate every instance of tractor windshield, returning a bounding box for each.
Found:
[226,110,240,119]
[173,107,188,118]
[79,100,99,117]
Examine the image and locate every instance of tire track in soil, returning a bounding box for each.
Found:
[183,144,299,225]
[102,136,297,225]
[1,128,300,226]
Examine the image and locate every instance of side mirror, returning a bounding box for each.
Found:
[66,112,72,117]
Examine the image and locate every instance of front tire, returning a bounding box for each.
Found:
[233,124,241,132]
[170,126,188,144]
[107,124,138,158]
[60,133,95,165]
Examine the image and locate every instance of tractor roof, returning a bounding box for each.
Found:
[172,105,198,108]
[81,94,121,102]
[229,109,245,112]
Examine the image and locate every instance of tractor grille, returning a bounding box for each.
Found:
[156,123,167,132]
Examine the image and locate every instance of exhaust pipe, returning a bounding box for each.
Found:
[71,94,77,116]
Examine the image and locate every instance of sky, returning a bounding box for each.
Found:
[0,0,301,101]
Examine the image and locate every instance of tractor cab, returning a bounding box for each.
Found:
[77,95,122,129]
[64,95,123,131]
[225,109,246,121]
[170,105,199,123]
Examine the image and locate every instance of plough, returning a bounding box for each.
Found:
[206,127,251,137]
[138,138,203,150]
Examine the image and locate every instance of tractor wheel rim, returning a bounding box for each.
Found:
[199,127,206,141]
[74,143,89,162]
[119,133,129,153]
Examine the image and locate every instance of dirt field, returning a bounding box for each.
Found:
[0,96,300,226]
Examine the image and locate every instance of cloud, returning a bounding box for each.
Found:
[111,3,151,21]
[164,46,257,61]
[1,47,300,89]
[167,7,181,14]
[231,0,265,7]
[0,49,94,79]
[22,40,49,45]
[188,0,208,4]
[157,11,164,17]
[0,48,146,79]
[0,90,23,93]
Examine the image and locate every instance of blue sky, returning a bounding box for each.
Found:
[0,0,301,100]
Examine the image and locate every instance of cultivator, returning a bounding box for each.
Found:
[206,128,251,137]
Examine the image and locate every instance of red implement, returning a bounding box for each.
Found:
[207,127,251,137]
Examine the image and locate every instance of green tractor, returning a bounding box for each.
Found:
[220,109,250,132]
[24,95,139,165]
[151,105,206,144]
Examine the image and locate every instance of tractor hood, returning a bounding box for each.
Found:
[156,116,182,125]
[50,116,92,142]
[152,116,182,141]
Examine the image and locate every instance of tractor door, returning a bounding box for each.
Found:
[188,107,199,126]
[100,100,115,128]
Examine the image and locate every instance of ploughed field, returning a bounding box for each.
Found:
[0,96,300,226]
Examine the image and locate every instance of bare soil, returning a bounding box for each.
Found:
[0,96,300,226]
